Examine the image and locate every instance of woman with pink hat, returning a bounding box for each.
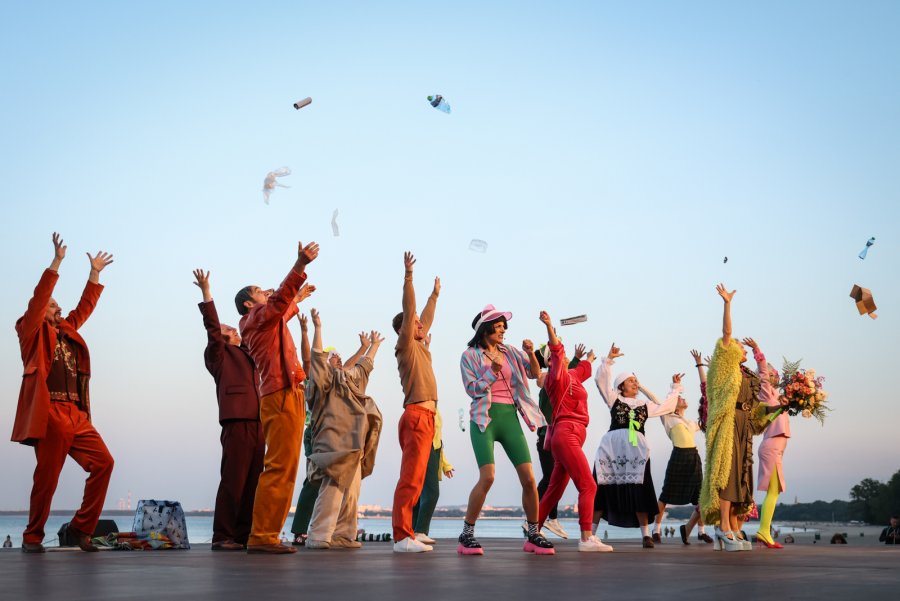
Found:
[593,344,683,548]
[457,304,554,556]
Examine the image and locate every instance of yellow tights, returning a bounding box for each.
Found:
[757,467,781,543]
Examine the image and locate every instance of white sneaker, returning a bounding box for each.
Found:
[543,519,569,539]
[415,532,436,545]
[393,537,433,553]
[578,535,614,552]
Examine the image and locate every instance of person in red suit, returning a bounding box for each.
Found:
[13,233,115,553]
[194,269,265,551]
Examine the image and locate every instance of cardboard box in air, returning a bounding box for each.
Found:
[849,285,877,319]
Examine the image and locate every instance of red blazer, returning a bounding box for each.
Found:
[199,300,261,423]
[13,269,103,445]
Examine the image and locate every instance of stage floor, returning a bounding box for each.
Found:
[2,537,897,600]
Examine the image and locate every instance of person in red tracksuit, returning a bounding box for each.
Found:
[13,233,115,553]
[194,269,265,551]
[535,311,613,553]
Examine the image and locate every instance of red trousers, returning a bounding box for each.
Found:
[24,402,114,544]
[213,420,265,545]
[391,404,435,542]
[538,420,595,533]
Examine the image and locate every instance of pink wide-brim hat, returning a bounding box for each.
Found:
[472,304,513,330]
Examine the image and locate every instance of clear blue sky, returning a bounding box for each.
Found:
[1,1,898,512]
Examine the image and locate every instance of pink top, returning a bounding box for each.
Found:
[753,348,791,439]
[488,357,515,404]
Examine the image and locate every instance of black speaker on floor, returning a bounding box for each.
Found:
[57,519,119,546]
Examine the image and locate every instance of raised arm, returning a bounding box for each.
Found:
[298,313,311,376]
[342,331,369,369]
[67,250,112,330]
[399,252,417,342]
[521,338,540,379]
[647,373,685,417]
[194,269,225,372]
[311,308,323,351]
[595,343,623,408]
[365,330,384,362]
[420,276,440,334]
[717,283,735,345]
[255,241,318,329]
[690,349,707,385]
[539,311,566,387]
[18,234,64,337]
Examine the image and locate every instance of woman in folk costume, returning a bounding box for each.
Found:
[535,311,613,552]
[699,285,780,552]
[742,337,790,549]
[305,309,384,549]
[593,343,683,548]
[458,304,554,556]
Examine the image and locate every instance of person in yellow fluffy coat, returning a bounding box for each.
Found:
[699,284,777,551]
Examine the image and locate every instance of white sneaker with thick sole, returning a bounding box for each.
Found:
[543,519,569,539]
[578,535,614,552]
[393,537,433,553]
[415,532,436,545]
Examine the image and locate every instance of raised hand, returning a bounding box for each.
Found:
[404,251,416,272]
[608,343,624,360]
[88,251,114,272]
[539,311,552,326]
[359,331,369,347]
[690,349,703,365]
[298,241,320,265]
[310,307,321,327]
[192,269,210,290]
[704,355,711,366]
[295,283,316,304]
[716,283,736,303]
[298,314,308,331]
[370,330,385,345]
[586,349,597,363]
[741,337,758,349]
[52,232,67,262]
[574,344,586,360]
[432,276,441,295]
[672,373,685,384]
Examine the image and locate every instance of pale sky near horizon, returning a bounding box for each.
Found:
[1,1,898,513]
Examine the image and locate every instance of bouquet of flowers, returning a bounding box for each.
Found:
[777,358,830,423]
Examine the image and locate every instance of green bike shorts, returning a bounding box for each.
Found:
[470,404,532,467]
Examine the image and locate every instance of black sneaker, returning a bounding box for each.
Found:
[524,531,555,555]
[457,532,484,555]
[680,524,690,545]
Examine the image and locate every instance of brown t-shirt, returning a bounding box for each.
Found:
[396,273,439,406]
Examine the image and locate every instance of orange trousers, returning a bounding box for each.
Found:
[24,402,114,544]
[391,404,435,542]
[247,386,304,547]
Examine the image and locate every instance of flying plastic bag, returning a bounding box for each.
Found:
[262,167,291,204]
[469,239,488,253]
[858,237,875,260]
[427,94,451,114]
[331,209,340,236]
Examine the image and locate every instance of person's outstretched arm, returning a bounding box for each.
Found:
[716,283,735,345]
[68,249,113,330]
[298,313,311,376]
[343,331,369,369]
[19,233,65,338]
[420,276,440,334]
[595,343,623,408]
[195,269,225,373]
[399,251,417,342]
[364,330,384,363]
[256,241,319,329]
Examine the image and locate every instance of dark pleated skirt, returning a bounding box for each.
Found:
[594,459,659,528]
[659,447,702,506]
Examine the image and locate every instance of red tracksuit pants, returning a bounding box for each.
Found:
[538,420,595,533]
[24,402,114,544]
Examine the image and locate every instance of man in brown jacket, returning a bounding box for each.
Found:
[13,233,115,553]
[194,269,264,551]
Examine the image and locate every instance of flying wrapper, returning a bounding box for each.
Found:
[262,167,291,204]
[427,94,451,114]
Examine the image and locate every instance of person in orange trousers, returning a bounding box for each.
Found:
[390,251,441,553]
[13,233,115,553]
[236,240,319,554]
